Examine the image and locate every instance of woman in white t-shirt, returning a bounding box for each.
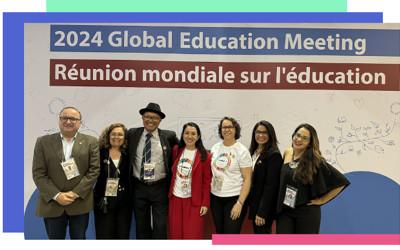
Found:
[210,117,252,234]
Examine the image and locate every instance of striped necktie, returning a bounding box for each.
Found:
[140,133,152,180]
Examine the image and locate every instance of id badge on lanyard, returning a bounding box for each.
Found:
[212,175,224,192]
[283,185,298,208]
[60,158,80,180]
[144,163,156,180]
[105,178,119,197]
[181,181,190,195]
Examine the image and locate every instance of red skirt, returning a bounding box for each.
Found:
[168,195,205,239]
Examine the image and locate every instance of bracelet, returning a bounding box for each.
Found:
[236,200,243,206]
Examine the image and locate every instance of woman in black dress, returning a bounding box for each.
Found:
[94,123,132,239]
[248,120,283,233]
[276,123,350,234]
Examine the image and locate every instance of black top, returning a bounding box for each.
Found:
[94,148,131,211]
[277,160,350,213]
[248,149,283,225]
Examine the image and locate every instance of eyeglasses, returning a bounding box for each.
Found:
[59,116,81,123]
[255,130,268,136]
[143,115,160,121]
[221,125,234,130]
[110,133,124,138]
[293,133,310,141]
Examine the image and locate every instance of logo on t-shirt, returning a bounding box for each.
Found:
[213,152,232,171]
[177,158,193,178]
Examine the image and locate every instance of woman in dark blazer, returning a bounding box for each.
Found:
[94,123,132,239]
[168,122,212,239]
[247,120,283,234]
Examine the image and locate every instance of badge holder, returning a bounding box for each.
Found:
[104,157,120,198]
[105,178,119,197]
[283,185,298,208]
[61,158,80,180]
[143,163,156,181]
[212,175,224,191]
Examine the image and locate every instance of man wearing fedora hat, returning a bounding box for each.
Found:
[127,102,179,239]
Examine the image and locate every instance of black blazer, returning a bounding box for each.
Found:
[127,127,179,184]
[93,148,130,210]
[248,149,283,226]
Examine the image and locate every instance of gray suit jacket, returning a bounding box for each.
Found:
[32,132,100,218]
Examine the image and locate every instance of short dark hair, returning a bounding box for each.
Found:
[218,116,241,140]
[59,106,82,120]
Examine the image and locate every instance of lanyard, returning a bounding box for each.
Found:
[62,138,75,162]
[107,156,120,178]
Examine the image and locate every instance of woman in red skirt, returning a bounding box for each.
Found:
[168,122,212,239]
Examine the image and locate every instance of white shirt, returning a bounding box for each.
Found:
[211,141,252,197]
[60,133,77,161]
[112,159,120,169]
[252,153,260,170]
[173,148,196,198]
[54,132,77,200]
[133,129,166,181]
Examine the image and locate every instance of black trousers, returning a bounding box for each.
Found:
[43,212,89,239]
[210,193,247,234]
[133,178,168,239]
[94,202,132,239]
[252,220,272,234]
[276,205,321,234]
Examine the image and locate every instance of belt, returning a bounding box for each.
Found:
[134,177,166,186]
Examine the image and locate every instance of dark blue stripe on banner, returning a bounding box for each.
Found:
[50,25,398,56]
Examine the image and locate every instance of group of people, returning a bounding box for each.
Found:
[32,102,350,240]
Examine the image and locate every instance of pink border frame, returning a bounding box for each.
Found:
[212,234,400,245]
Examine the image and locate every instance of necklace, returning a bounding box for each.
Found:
[289,151,300,169]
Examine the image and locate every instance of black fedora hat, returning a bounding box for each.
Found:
[139,102,166,119]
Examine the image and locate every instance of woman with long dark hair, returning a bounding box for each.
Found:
[94,123,132,239]
[247,120,283,233]
[168,122,212,239]
[276,123,350,234]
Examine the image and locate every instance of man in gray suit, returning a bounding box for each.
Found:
[32,106,100,239]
